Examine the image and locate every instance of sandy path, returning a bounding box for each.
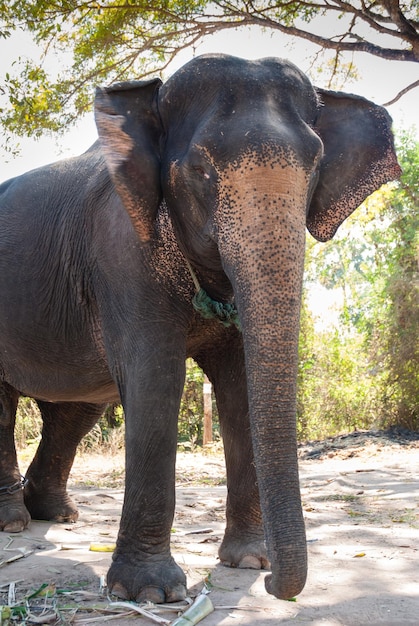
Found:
[1,431,417,624]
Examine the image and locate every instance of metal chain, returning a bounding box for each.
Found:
[0,476,28,496]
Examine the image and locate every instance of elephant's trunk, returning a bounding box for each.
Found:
[216,154,309,599]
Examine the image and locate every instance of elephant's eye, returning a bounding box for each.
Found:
[193,165,210,180]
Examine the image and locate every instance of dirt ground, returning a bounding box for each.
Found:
[1,429,418,625]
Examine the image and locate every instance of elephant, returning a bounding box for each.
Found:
[0,54,400,601]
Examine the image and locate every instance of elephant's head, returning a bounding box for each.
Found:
[94,54,401,599]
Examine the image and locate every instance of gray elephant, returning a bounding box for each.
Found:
[0,54,400,601]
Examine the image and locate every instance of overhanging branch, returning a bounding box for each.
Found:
[383,79,419,106]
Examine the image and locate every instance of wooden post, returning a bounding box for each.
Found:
[203,375,213,445]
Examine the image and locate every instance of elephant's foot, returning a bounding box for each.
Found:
[24,482,79,523]
[0,495,31,533]
[107,554,187,603]
[219,529,270,570]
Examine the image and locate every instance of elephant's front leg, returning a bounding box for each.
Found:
[107,336,187,603]
[195,330,269,571]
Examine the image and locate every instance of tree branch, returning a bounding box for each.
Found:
[2,0,419,142]
[248,15,418,61]
[382,79,419,106]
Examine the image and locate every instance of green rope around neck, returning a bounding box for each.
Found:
[193,288,241,330]
[184,257,241,331]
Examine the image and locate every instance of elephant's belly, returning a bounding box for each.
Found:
[30,383,119,404]
[0,342,119,403]
[7,367,119,404]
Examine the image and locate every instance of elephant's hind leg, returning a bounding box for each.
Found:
[24,401,105,522]
[0,383,31,532]
[194,329,269,571]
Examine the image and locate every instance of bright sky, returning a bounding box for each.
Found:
[1,22,418,183]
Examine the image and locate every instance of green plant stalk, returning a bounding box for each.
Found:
[0,605,11,626]
[171,594,214,625]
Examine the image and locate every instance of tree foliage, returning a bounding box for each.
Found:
[298,131,419,437]
[178,359,219,447]
[1,0,419,140]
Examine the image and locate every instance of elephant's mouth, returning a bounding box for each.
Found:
[183,254,240,329]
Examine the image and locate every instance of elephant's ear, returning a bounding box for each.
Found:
[95,79,163,242]
[307,89,401,242]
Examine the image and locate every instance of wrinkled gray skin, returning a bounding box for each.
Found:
[0,55,400,601]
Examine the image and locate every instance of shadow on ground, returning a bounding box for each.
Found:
[1,430,417,624]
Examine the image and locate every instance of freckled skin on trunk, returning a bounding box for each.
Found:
[215,152,311,598]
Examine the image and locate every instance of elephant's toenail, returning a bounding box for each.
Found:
[239,555,262,569]
[136,586,166,604]
[109,582,129,600]
[166,583,187,602]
